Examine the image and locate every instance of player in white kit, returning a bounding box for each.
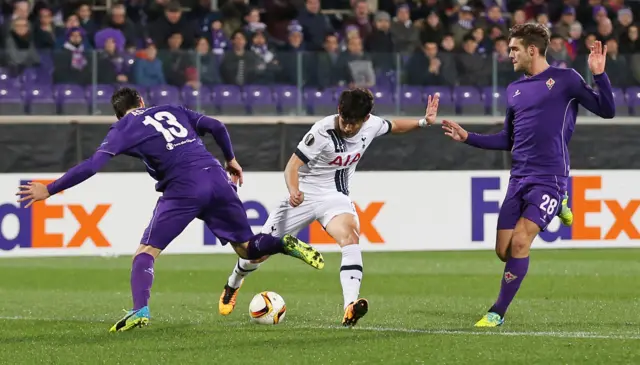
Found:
[218,88,440,326]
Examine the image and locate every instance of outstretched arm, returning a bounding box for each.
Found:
[47,152,113,195]
[443,109,514,151]
[388,94,440,134]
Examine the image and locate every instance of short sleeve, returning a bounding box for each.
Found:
[371,116,392,138]
[294,124,328,164]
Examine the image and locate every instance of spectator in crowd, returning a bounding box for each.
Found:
[547,33,571,68]
[133,41,166,87]
[511,9,526,27]
[97,37,131,84]
[487,24,506,43]
[536,13,551,29]
[619,24,639,54]
[450,5,474,45]
[524,0,547,22]
[33,7,55,49]
[493,36,518,86]
[220,0,249,38]
[405,41,455,86]
[296,0,333,51]
[220,30,259,86]
[367,11,394,71]
[341,25,360,52]
[477,4,508,36]
[440,33,455,54]
[278,22,309,85]
[250,30,280,84]
[1,0,30,40]
[604,38,631,86]
[419,11,444,45]
[565,22,583,60]
[53,27,91,85]
[456,34,489,86]
[205,19,229,56]
[76,2,97,46]
[596,17,614,41]
[104,3,140,50]
[555,7,576,39]
[573,33,597,78]
[159,32,196,87]
[470,27,490,55]
[614,7,633,38]
[195,37,222,85]
[147,1,199,49]
[343,0,373,43]
[5,17,40,75]
[314,33,341,88]
[337,35,375,88]
[390,4,420,54]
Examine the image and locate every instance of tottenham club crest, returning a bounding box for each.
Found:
[304,133,315,146]
[546,78,555,90]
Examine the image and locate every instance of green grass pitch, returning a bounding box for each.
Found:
[0,249,639,364]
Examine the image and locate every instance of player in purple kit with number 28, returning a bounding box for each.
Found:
[16,87,325,332]
[442,24,615,327]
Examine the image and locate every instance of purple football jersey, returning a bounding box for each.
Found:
[98,105,222,192]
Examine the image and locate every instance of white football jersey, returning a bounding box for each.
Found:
[294,114,392,196]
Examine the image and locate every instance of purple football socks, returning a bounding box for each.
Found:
[246,233,285,259]
[131,253,155,311]
[489,256,530,317]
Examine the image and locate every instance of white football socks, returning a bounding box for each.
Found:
[339,244,363,309]
[227,258,261,288]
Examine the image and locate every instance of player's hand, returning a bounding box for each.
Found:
[442,120,468,142]
[425,93,440,125]
[289,190,304,207]
[16,181,50,208]
[588,40,607,76]
[225,158,244,187]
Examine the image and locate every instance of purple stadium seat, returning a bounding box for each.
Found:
[212,85,245,115]
[0,67,21,88]
[454,86,483,115]
[369,87,395,115]
[481,87,507,115]
[610,88,629,116]
[56,84,89,115]
[0,84,25,115]
[26,85,56,115]
[86,84,115,115]
[375,72,393,91]
[627,87,640,115]
[244,85,276,115]
[181,85,215,114]
[304,87,336,115]
[424,87,454,115]
[400,86,425,116]
[148,85,180,106]
[22,67,52,85]
[274,85,301,115]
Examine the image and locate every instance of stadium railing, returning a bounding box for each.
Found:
[0,49,638,121]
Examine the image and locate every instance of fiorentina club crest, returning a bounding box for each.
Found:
[546,78,555,90]
[504,271,518,283]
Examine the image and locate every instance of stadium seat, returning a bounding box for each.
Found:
[400,86,425,116]
[424,87,454,115]
[148,85,180,106]
[86,84,115,115]
[0,84,25,115]
[0,68,21,88]
[22,67,52,85]
[304,87,337,115]
[244,85,276,115]
[181,85,215,114]
[611,88,629,116]
[212,85,245,115]
[626,87,640,115]
[369,87,396,115]
[454,86,484,115]
[26,85,56,115]
[274,85,301,115]
[481,87,507,115]
[56,84,89,115]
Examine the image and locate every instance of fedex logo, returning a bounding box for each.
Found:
[0,179,112,251]
[204,200,384,245]
[471,176,640,242]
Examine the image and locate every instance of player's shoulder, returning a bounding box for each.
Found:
[309,114,338,137]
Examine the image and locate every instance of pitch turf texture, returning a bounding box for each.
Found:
[1,250,639,364]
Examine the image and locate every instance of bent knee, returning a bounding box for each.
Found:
[495,246,509,262]
[337,231,360,247]
[510,232,532,255]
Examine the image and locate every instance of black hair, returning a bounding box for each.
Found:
[111,87,142,119]
[338,88,374,124]
[550,33,564,41]
[509,23,551,55]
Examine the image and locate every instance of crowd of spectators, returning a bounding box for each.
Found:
[1,0,640,90]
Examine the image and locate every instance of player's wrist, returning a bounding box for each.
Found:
[418,118,430,128]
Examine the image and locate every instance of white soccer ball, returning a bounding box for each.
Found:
[249,291,287,325]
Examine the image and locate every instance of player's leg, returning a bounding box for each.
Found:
[476,185,562,328]
[321,198,368,326]
[494,177,523,262]
[110,197,200,332]
[220,199,316,315]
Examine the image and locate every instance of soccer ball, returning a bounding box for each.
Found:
[249,291,287,325]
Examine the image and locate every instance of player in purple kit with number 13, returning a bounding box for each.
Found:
[16,87,325,332]
[442,24,615,327]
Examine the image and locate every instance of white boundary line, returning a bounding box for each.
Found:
[1,316,638,340]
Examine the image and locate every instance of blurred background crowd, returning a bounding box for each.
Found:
[1,0,639,115]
